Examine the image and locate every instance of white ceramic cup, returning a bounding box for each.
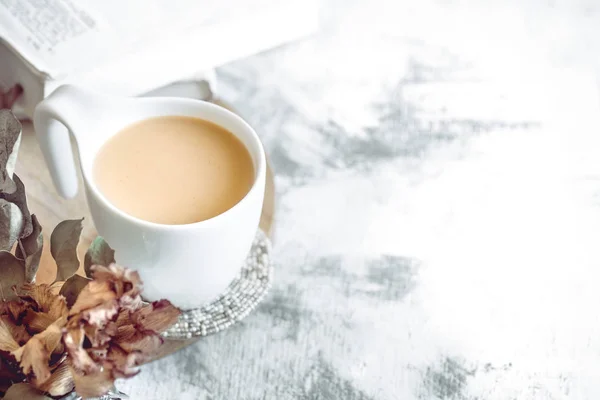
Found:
[33,85,266,309]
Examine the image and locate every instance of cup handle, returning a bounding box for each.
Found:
[33,85,96,198]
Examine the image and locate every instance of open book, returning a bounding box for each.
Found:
[0,0,319,117]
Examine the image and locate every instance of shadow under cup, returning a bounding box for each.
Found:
[34,86,266,309]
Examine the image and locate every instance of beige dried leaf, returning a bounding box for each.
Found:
[3,382,51,400]
[59,274,90,308]
[51,218,83,282]
[72,367,114,399]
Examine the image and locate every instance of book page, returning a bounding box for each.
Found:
[0,0,274,78]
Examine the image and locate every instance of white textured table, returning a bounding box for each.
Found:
[97,0,600,398]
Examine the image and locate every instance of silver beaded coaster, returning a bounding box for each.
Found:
[163,230,273,339]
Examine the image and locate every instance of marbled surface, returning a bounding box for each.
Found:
[118,0,600,399]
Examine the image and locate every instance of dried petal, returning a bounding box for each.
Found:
[36,316,66,354]
[63,326,99,375]
[72,368,114,399]
[91,264,142,299]
[118,293,143,312]
[12,335,51,384]
[0,318,19,352]
[0,252,25,301]
[114,324,137,343]
[115,310,132,327]
[15,215,43,282]
[22,310,55,333]
[88,347,108,360]
[132,299,181,333]
[51,219,83,282]
[39,360,74,397]
[59,275,90,308]
[69,281,116,316]
[18,284,68,321]
[119,334,163,353]
[3,382,51,400]
[105,346,141,378]
[0,300,28,322]
[1,316,30,345]
[83,324,112,348]
[84,237,115,278]
[81,299,118,328]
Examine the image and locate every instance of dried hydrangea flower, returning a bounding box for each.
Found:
[62,264,180,398]
[0,263,180,398]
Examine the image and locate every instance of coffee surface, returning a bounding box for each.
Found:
[94,116,254,225]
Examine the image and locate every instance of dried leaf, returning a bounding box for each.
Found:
[3,382,51,400]
[0,200,22,252]
[12,334,51,384]
[18,284,68,321]
[84,237,115,278]
[0,318,19,352]
[69,280,116,316]
[39,360,74,397]
[59,275,90,308]
[51,218,83,282]
[15,215,43,282]
[72,367,114,399]
[0,175,33,238]
[132,299,181,334]
[0,251,25,301]
[0,110,21,194]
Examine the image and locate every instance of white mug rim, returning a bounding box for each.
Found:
[81,97,266,232]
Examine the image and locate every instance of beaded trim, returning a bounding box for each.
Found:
[163,230,273,339]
